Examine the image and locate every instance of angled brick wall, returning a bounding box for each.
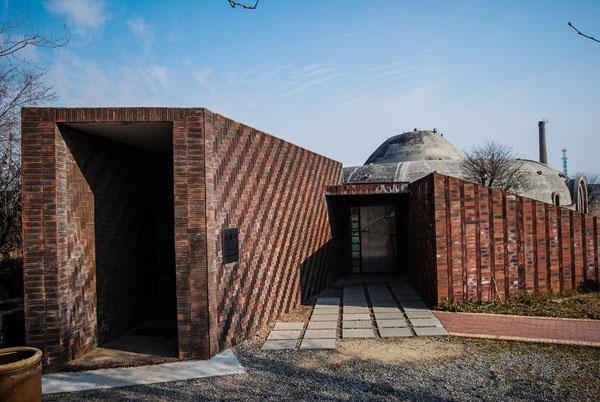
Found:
[428,173,600,304]
[22,107,342,370]
[202,110,342,354]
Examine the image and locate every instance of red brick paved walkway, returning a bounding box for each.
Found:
[433,311,600,347]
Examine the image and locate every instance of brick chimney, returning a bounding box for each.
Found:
[538,120,548,164]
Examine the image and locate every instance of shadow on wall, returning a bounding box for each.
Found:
[60,125,164,349]
[299,240,337,305]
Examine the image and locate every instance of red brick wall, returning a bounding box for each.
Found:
[429,173,600,304]
[57,125,159,350]
[54,125,97,364]
[22,108,210,369]
[406,175,438,304]
[202,111,342,354]
[22,107,342,370]
[22,110,61,369]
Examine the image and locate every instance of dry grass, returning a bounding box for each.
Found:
[436,283,600,319]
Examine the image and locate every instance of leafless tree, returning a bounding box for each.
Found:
[459,140,528,193]
[0,6,68,257]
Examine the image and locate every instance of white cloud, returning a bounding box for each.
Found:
[281,72,344,98]
[145,65,168,87]
[293,63,321,74]
[304,68,335,77]
[46,50,172,106]
[194,66,214,89]
[127,17,153,40]
[44,0,107,33]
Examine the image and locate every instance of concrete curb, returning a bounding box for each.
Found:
[42,349,245,394]
[447,332,600,347]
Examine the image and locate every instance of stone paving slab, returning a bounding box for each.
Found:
[374,311,404,320]
[400,301,429,309]
[313,304,340,311]
[370,298,395,304]
[376,319,408,328]
[414,327,449,336]
[343,313,370,321]
[372,306,400,313]
[317,297,340,304]
[342,320,372,329]
[370,301,398,308]
[316,301,340,307]
[343,294,366,299]
[261,340,297,350]
[379,327,413,338]
[343,306,369,314]
[273,322,304,331]
[368,292,391,298]
[343,296,367,301]
[267,330,302,340]
[343,300,367,305]
[310,314,339,322]
[396,295,422,301]
[344,293,367,301]
[343,303,369,309]
[404,310,436,319]
[304,329,337,339]
[307,321,337,330]
[300,338,336,350]
[343,328,375,338]
[312,307,339,315]
[409,318,443,327]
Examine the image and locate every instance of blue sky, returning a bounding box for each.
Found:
[6,0,600,173]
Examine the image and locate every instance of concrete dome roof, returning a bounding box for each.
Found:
[365,130,464,165]
[343,159,573,206]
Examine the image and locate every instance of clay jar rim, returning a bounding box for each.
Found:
[0,347,42,374]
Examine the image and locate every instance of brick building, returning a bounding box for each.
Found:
[21,107,599,371]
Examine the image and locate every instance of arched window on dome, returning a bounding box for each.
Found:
[552,192,561,206]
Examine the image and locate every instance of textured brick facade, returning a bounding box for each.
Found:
[21,107,342,371]
[203,111,341,354]
[407,175,438,303]
[422,173,600,304]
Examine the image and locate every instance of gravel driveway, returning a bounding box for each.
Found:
[43,337,600,401]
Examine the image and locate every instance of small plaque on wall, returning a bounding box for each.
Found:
[223,228,239,264]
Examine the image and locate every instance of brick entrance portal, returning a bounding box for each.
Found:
[21,107,342,371]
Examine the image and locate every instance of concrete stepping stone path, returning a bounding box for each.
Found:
[263,278,449,352]
[300,339,336,350]
[388,282,448,337]
[342,285,372,338]
[261,322,304,351]
[300,297,340,350]
[367,283,412,338]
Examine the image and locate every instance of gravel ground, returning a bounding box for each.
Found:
[43,337,600,401]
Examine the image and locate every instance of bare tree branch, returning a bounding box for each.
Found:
[228,0,259,9]
[0,4,66,257]
[568,22,600,44]
[460,140,528,193]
